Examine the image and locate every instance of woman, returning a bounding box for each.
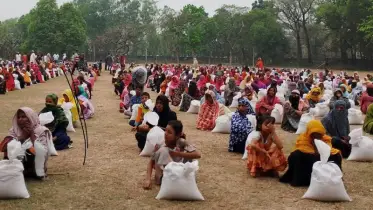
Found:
[58,89,79,126]
[350,82,363,106]
[322,100,351,158]
[255,86,281,115]
[78,75,92,99]
[240,75,252,90]
[229,98,255,154]
[280,120,342,187]
[40,94,71,150]
[4,67,15,91]
[179,81,201,112]
[0,107,53,179]
[160,75,171,95]
[242,86,254,100]
[224,78,240,106]
[363,104,373,134]
[251,76,266,93]
[296,80,309,96]
[340,84,350,98]
[170,77,187,106]
[135,95,177,150]
[73,79,89,99]
[281,90,309,133]
[196,75,207,90]
[329,89,351,110]
[360,84,373,114]
[201,85,225,105]
[197,90,223,131]
[247,115,287,177]
[305,87,322,108]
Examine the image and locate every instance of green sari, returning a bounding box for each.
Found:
[363,103,373,134]
[40,94,69,132]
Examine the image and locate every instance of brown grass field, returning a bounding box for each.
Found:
[0,71,372,210]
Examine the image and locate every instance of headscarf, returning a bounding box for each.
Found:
[58,89,79,122]
[321,100,350,138]
[40,94,69,132]
[169,76,180,90]
[340,84,350,98]
[123,73,132,87]
[239,75,251,90]
[9,107,50,141]
[225,78,238,96]
[154,95,177,128]
[306,87,321,102]
[197,75,206,90]
[238,97,255,115]
[294,120,340,155]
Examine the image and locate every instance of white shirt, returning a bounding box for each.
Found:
[30,53,37,63]
[53,54,59,61]
[15,54,21,62]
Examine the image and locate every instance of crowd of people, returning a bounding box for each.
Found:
[112,59,373,190]
[0,52,98,180]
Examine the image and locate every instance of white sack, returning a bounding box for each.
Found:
[348,128,373,161]
[14,80,21,90]
[187,100,200,114]
[242,131,260,159]
[39,112,54,126]
[258,89,267,100]
[229,92,242,108]
[276,93,286,104]
[140,126,165,157]
[302,140,352,202]
[130,104,140,121]
[212,115,231,134]
[348,108,364,125]
[34,141,47,177]
[61,102,75,132]
[309,102,329,117]
[296,113,314,134]
[156,161,204,201]
[271,104,284,124]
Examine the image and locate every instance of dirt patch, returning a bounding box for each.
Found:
[0,71,372,210]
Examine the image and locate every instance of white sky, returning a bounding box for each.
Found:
[0,0,255,21]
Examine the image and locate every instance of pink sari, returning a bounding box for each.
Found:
[255,95,281,115]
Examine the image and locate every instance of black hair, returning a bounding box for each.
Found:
[256,115,275,131]
[135,85,143,90]
[141,92,150,98]
[168,120,183,136]
[146,122,154,129]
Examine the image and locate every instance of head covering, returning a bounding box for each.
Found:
[197,75,206,90]
[294,120,340,155]
[154,95,176,128]
[9,107,50,140]
[306,87,321,102]
[321,100,350,138]
[169,76,180,89]
[291,89,300,95]
[205,90,216,100]
[40,94,69,132]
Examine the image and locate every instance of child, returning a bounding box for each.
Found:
[247,115,287,177]
[143,120,201,190]
[130,92,151,127]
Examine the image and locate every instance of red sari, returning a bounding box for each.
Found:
[4,68,15,91]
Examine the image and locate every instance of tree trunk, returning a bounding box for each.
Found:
[340,39,348,64]
[176,51,180,64]
[209,51,212,65]
[93,43,96,62]
[302,19,312,64]
[296,28,302,65]
[229,50,233,65]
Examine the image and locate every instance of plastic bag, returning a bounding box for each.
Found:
[140,126,165,157]
[302,140,352,202]
[39,112,54,126]
[130,104,140,121]
[258,89,267,100]
[242,131,261,159]
[348,128,373,161]
[296,113,314,134]
[14,80,21,90]
[187,100,200,114]
[156,161,204,201]
[212,115,231,134]
[271,104,284,124]
[61,102,75,132]
[348,108,364,125]
[310,102,329,117]
[229,92,242,108]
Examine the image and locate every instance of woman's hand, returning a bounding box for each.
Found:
[143,179,152,190]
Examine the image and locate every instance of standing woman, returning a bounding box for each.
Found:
[321,100,351,158]
[40,94,71,150]
[0,107,53,179]
[229,98,255,153]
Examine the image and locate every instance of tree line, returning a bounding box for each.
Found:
[0,0,372,68]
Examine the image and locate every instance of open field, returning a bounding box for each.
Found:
[0,71,372,210]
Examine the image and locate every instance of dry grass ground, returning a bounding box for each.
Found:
[0,71,373,210]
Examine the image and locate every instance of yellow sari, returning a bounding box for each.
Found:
[58,89,79,122]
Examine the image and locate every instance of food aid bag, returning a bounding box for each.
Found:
[246,114,257,131]
[229,92,242,108]
[165,87,170,97]
[61,102,75,132]
[130,104,140,121]
[271,104,284,124]
[212,115,231,134]
[242,131,261,159]
[348,108,364,125]
[187,100,200,114]
[0,140,30,199]
[258,89,267,101]
[34,141,47,177]
[14,80,21,90]
[38,112,54,126]
[302,140,352,202]
[348,128,373,161]
[276,93,286,104]
[156,161,204,201]
[220,104,232,115]
[140,126,165,157]
[310,102,329,117]
[296,113,314,134]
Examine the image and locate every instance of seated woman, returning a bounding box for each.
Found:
[247,115,287,177]
[229,97,255,154]
[0,75,6,94]
[329,89,351,110]
[73,78,89,99]
[224,78,240,106]
[242,86,255,101]
[179,81,201,112]
[197,90,224,131]
[135,95,177,150]
[280,120,342,187]
[282,90,309,133]
[40,94,71,150]
[350,81,363,106]
[160,75,171,95]
[360,84,373,114]
[0,107,53,179]
[58,89,79,127]
[143,120,201,189]
[340,84,350,99]
[200,85,225,105]
[255,86,281,115]
[322,100,351,158]
[363,104,373,134]
[305,87,322,108]
[170,76,187,106]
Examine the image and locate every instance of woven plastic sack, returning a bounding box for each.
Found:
[187,100,200,114]
[348,128,373,161]
[348,109,364,125]
[140,126,165,157]
[212,115,231,134]
[296,113,314,134]
[271,104,284,124]
[61,102,75,132]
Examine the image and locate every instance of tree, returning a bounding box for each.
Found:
[296,0,316,64]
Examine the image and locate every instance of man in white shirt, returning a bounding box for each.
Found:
[53,53,59,62]
[15,52,21,66]
[30,50,37,64]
